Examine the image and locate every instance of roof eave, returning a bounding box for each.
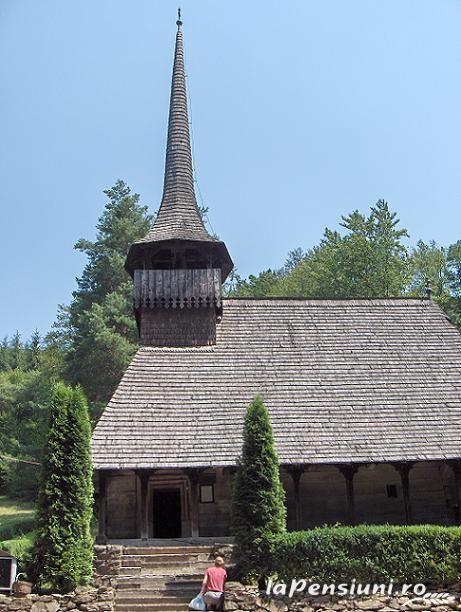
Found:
[124,239,234,281]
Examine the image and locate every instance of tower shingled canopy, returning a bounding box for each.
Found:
[142,19,211,243]
[125,14,233,280]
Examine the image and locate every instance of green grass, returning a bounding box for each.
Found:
[0,495,35,559]
[0,532,35,559]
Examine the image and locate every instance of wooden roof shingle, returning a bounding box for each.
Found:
[124,22,234,280]
[92,298,461,469]
[138,25,212,245]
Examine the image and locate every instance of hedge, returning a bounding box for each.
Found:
[265,524,461,587]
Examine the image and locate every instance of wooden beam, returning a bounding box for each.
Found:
[222,466,237,477]
[446,460,461,523]
[286,465,305,531]
[97,471,107,542]
[393,462,414,524]
[136,470,150,540]
[185,468,204,538]
[338,465,359,525]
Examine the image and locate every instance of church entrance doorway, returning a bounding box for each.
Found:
[152,488,182,538]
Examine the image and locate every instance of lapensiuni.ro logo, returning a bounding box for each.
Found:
[266,578,452,605]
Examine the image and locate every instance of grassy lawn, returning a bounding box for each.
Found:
[0,495,35,559]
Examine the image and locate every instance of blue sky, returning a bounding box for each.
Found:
[1,0,460,339]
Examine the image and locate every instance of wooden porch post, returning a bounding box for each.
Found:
[339,465,358,525]
[136,470,149,539]
[447,460,461,523]
[98,470,107,542]
[186,468,202,538]
[286,465,305,531]
[393,462,414,524]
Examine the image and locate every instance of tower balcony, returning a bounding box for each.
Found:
[133,268,222,310]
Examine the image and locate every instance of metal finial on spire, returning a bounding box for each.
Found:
[177,7,182,28]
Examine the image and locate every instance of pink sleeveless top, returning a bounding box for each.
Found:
[206,566,227,592]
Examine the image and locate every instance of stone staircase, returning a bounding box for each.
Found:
[115,544,224,612]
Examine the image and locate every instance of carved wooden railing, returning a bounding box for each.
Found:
[133,268,222,309]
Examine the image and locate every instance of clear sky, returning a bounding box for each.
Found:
[1,0,460,339]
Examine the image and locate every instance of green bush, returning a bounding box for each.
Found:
[0,532,35,567]
[265,524,461,587]
[32,383,94,592]
[232,396,286,580]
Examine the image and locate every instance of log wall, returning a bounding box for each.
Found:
[281,461,456,530]
[198,468,233,537]
[139,307,217,346]
[101,461,457,540]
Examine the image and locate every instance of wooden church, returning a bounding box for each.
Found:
[92,17,461,541]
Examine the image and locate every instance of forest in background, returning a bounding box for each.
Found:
[1,179,461,501]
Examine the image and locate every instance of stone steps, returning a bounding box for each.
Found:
[123,545,212,555]
[116,588,197,600]
[114,544,217,611]
[121,552,203,564]
[120,562,208,576]
[116,593,195,612]
[120,563,209,577]
[117,574,203,590]
[116,604,192,612]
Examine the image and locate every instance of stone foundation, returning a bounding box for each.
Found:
[0,546,121,612]
[224,582,461,611]
[0,586,115,612]
[93,545,122,586]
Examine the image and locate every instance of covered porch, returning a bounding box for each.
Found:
[96,467,233,542]
[95,459,461,542]
[281,459,461,530]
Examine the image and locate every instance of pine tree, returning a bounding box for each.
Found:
[28,330,41,370]
[58,180,153,413]
[0,336,11,371]
[12,332,22,370]
[231,200,409,300]
[32,383,94,592]
[231,395,286,580]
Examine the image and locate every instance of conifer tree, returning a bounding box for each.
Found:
[28,330,41,370]
[231,395,286,580]
[58,180,153,414]
[32,383,93,592]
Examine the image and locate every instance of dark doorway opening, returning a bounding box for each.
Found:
[153,488,182,538]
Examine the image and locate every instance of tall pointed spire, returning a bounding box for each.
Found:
[125,12,233,282]
[141,12,212,243]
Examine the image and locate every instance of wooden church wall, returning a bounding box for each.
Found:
[106,471,137,539]
[410,462,455,523]
[281,466,348,528]
[281,462,456,530]
[139,307,217,347]
[102,462,456,540]
[198,468,233,537]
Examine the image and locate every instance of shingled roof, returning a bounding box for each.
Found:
[124,19,233,279]
[92,298,461,470]
[140,22,212,244]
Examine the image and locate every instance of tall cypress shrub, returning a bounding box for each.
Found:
[231,395,286,580]
[32,383,94,592]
